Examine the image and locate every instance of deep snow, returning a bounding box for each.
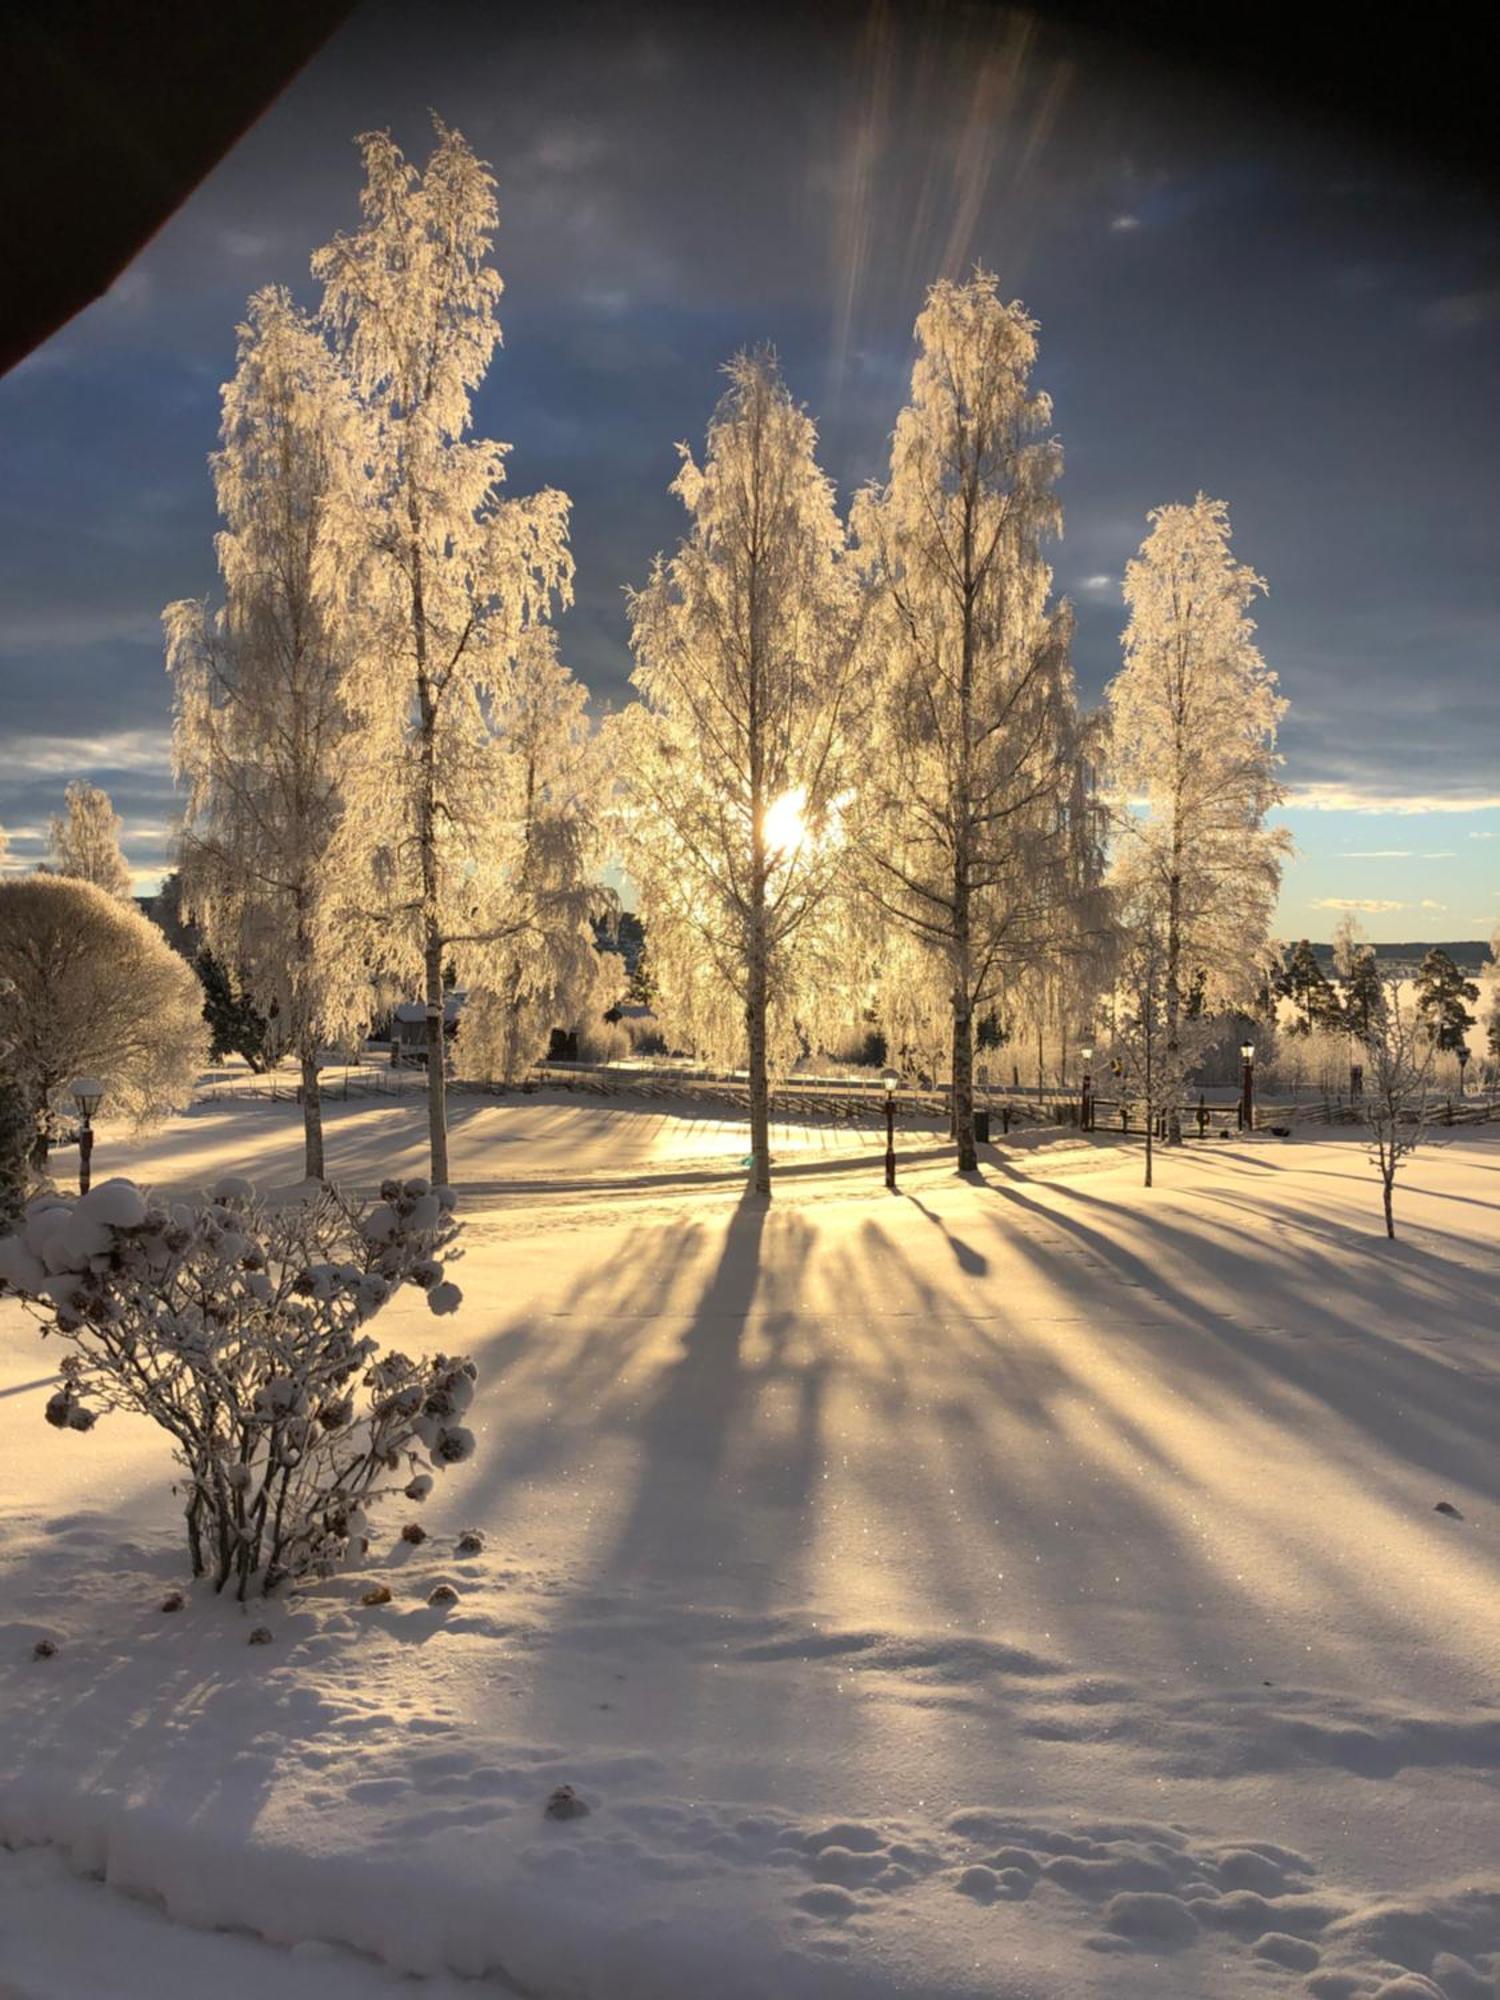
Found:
[2,1089,1498,1998]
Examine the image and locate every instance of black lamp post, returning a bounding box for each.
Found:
[1079,1044,1094,1132]
[70,1077,105,1195]
[1239,1040,1255,1133]
[881,1066,899,1190]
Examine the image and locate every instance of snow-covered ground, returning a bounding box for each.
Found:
[3,1091,1498,1999]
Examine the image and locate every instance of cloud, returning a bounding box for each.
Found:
[1079,573,1117,594]
[1343,850,1411,859]
[1420,899,1447,910]
[1312,897,1405,913]
[2,730,172,776]
[218,227,277,260]
[1422,287,1500,333]
[1288,787,1500,815]
[1109,214,1141,232]
[1472,831,1495,841]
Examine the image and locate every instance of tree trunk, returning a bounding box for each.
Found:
[747,952,771,1198]
[1383,1169,1395,1239]
[1143,989,1155,1188]
[408,491,449,1188]
[952,1001,976,1173]
[424,927,448,1188]
[300,1045,325,1182]
[1165,855,1183,1145]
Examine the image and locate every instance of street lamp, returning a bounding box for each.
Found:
[881,1067,900,1190]
[1239,1040,1255,1133]
[1457,1045,1470,1096]
[70,1077,105,1195]
[1079,1044,1094,1132]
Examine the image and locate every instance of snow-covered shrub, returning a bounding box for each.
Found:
[0,874,209,1165]
[0,1174,477,1595]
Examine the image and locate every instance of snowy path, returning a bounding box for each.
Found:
[3,1099,1498,1997]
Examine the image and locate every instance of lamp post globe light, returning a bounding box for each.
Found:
[881,1067,900,1191]
[1079,1044,1094,1132]
[1239,1040,1255,1133]
[69,1077,105,1196]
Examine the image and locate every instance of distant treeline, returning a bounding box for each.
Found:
[1310,940,1488,973]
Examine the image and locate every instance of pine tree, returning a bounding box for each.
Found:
[313,120,573,1184]
[166,287,369,1179]
[1332,913,1385,1041]
[852,273,1101,1172]
[1106,497,1288,1140]
[1414,946,1478,1054]
[48,780,133,900]
[619,350,863,1195]
[1283,938,1344,1035]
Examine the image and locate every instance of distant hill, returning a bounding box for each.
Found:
[1309,940,1490,975]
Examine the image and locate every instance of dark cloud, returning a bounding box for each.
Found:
[2,0,1497,883]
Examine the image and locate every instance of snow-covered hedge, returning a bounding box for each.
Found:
[0,1174,476,1596]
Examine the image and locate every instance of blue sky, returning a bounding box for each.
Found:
[0,0,1495,942]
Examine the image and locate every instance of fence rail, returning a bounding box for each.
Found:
[193,1061,1498,1136]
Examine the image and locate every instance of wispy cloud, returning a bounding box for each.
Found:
[1288,786,1500,815]
[1422,286,1500,333]
[1110,213,1141,232]
[1312,897,1405,913]
[2,729,172,776]
[1420,899,1447,911]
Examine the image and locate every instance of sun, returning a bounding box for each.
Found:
[762,785,809,861]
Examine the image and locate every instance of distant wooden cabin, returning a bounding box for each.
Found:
[389,992,465,1064]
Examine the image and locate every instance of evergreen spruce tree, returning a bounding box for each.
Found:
[0,1077,30,1224]
[195,949,278,1072]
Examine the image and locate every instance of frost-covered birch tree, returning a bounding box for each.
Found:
[1105,496,1288,1142]
[852,274,1100,1172]
[456,630,616,1084]
[165,287,368,1181]
[1360,977,1437,1239]
[620,350,864,1196]
[48,781,133,900]
[313,120,572,1183]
